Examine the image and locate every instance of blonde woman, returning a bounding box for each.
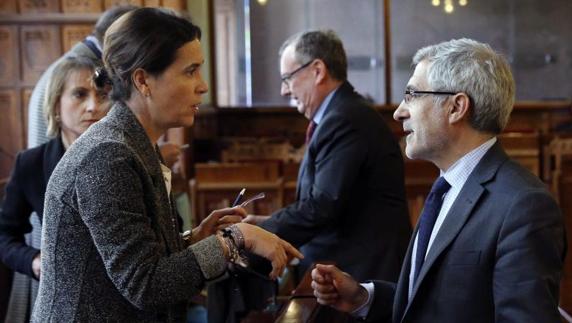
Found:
[0,56,110,281]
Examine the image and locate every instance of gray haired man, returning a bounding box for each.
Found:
[312,38,566,323]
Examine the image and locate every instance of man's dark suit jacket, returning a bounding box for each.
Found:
[261,81,411,282]
[207,82,412,322]
[0,137,64,278]
[367,142,566,323]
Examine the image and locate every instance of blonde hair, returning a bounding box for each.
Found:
[44,56,100,137]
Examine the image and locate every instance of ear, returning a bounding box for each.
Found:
[131,68,150,97]
[448,92,471,125]
[312,59,328,84]
[55,102,61,120]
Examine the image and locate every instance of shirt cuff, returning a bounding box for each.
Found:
[351,282,375,319]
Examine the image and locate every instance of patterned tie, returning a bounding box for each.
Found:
[305,121,316,144]
[414,176,450,284]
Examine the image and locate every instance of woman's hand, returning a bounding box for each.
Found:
[235,223,303,280]
[192,207,246,243]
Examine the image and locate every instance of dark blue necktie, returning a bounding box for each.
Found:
[414,176,450,284]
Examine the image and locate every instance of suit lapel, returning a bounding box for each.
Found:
[296,149,309,200]
[42,137,65,187]
[400,142,508,320]
[392,225,418,322]
[109,103,181,253]
[295,81,356,200]
[407,179,483,304]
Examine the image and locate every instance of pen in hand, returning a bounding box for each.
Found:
[240,192,265,207]
[232,188,246,207]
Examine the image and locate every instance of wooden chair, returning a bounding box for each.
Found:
[403,160,439,225]
[498,132,541,177]
[189,162,284,225]
[545,136,572,200]
[544,136,572,316]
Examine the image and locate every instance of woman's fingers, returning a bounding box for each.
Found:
[270,247,288,279]
[282,240,303,259]
[217,215,244,225]
[210,206,247,218]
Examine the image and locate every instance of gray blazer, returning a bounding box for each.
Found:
[32,103,227,322]
[367,142,566,323]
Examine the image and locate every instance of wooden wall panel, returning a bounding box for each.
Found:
[18,0,60,13]
[61,24,92,52]
[20,25,62,86]
[162,0,186,10]
[103,0,143,9]
[144,0,161,7]
[22,88,33,146]
[0,26,19,87]
[0,0,17,14]
[0,90,23,179]
[61,0,103,13]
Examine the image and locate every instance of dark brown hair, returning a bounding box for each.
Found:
[102,7,201,101]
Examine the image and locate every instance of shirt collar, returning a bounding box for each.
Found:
[441,137,497,189]
[312,86,339,125]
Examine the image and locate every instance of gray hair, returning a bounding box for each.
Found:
[279,30,347,81]
[413,38,515,134]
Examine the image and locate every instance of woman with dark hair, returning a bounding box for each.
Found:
[32,8,302,322]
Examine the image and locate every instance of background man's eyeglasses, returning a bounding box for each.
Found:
[403,89,457,103]
[281,60,313,87]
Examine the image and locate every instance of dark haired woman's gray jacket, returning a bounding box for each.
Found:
[32,102,226,322]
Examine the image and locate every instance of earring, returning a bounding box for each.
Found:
[55,114,61,122]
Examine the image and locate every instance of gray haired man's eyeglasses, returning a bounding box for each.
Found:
[403,89,457,103]
[280,60,314,87]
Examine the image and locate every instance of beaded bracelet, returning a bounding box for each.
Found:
[222,224,245,249]
[221,225,248,267]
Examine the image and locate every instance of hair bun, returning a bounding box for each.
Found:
[94,67,112,89]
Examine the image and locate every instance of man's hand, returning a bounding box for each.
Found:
[192,207,247,243]
[32,253,41,279]
[242,214,270,225]
[311,264,368,313]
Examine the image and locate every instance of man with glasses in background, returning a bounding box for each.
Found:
[209,30,412,322]
[311,38,566,322]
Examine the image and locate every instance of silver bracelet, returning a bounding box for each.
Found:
[182,230,192,246]
[222,234,248,267]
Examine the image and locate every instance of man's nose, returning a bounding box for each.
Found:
[280,81,290,97]
[393,101,408,121]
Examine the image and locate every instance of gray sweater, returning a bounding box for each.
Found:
[32,102,226,322]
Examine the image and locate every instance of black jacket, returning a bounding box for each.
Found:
[0,137,64,277]
[261,81,411,282]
